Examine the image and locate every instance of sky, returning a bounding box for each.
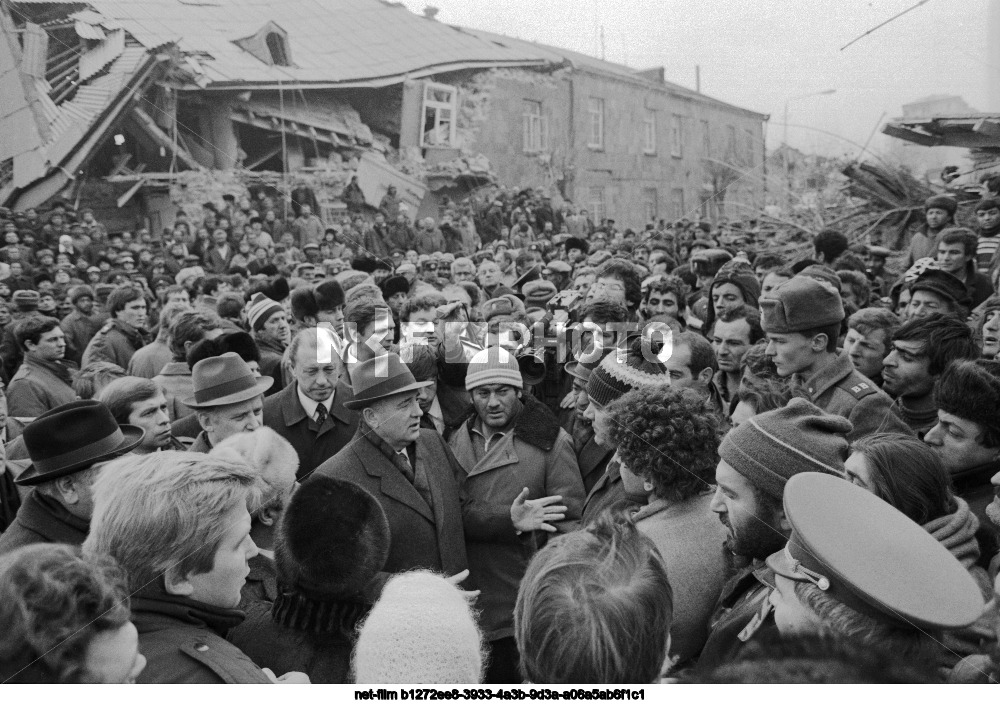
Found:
[403,0,991,159]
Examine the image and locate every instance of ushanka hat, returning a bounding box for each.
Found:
[760,275,845,334]
[16,400,144,486]
[585,336,670,407]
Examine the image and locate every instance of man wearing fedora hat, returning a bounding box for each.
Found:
[0,399,144,556]
[184,352,273,453]
[307,352,469,582]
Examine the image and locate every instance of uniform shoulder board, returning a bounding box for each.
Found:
[844,379,877,400]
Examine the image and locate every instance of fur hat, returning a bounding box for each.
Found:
[276,475,390,599]
[380,275,410,300]
[209,426,298,509]
[354,571,484,684]
[926,195,958,215]
[760,275,845,333]
[565,237,589,254]
[68,284,95,304]
[314,280,345,311]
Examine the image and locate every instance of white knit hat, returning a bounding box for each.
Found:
[353,571,484,684]
[465,347,523,391]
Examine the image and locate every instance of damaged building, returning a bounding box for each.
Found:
[0,0,767,232]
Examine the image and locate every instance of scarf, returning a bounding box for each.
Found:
[271,589,368,635]
[924,498,981,569]
[26,353,75,387]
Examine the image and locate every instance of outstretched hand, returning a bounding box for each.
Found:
[511,487,567,533]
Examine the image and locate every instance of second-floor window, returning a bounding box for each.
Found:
[588,97,604,150]
[421,82,457,148]
[644,109,656,155]
[671,114,683,158]
[523,100,547,152]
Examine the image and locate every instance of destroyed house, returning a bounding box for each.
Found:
[0,0,767,231]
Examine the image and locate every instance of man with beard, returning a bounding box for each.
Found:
[698,399,852,671]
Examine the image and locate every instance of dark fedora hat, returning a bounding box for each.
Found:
[183,352,273,409]
[344,352,430,410]
[16,400,145,486]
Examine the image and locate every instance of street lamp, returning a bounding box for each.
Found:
[783,89,837,210]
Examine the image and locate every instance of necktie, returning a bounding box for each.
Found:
[395,450,415,483]
[315,403,328,427]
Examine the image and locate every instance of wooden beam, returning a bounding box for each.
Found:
[973,118,1000,139]
[128,106,203,171]
[244,145,283,170]
[882,123,942,147]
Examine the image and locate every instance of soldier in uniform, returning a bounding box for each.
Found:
[81,285,149,370]
[766,472,986,679]
[760,275,911,443]
[698,398,852,672]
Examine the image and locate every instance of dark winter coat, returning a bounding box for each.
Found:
[263,379,359,481]
[132,588,272,684]
[256,336,286,397]
[448,396,585,640]
[309,424,468,580]
[793,352,912,443]
[0,490,89,557]
[229,590,366,684]
[60,309,106,365]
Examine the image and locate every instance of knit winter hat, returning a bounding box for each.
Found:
[466,347,523,390]
[712,259,761,305]
[353,570,484,684]
[718,397,851,501]
[245,292,283,331]
[276,475,390,599]
[585,336,670,407]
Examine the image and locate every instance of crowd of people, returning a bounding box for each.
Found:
[1,180,1000,685]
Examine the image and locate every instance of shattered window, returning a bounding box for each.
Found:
[421,82,457,148]
[266,33,289,66]
[522,100,547,152]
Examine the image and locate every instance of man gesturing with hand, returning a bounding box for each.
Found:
[450,347,585,685]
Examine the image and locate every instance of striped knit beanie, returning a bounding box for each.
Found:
[585,337,670,407]
[465,347,523,390]
[245,292,283,331]
[718,397,851,501]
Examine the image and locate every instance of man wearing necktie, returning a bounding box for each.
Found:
[263,328,358,480]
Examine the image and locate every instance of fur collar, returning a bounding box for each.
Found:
[460,394,561,452]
